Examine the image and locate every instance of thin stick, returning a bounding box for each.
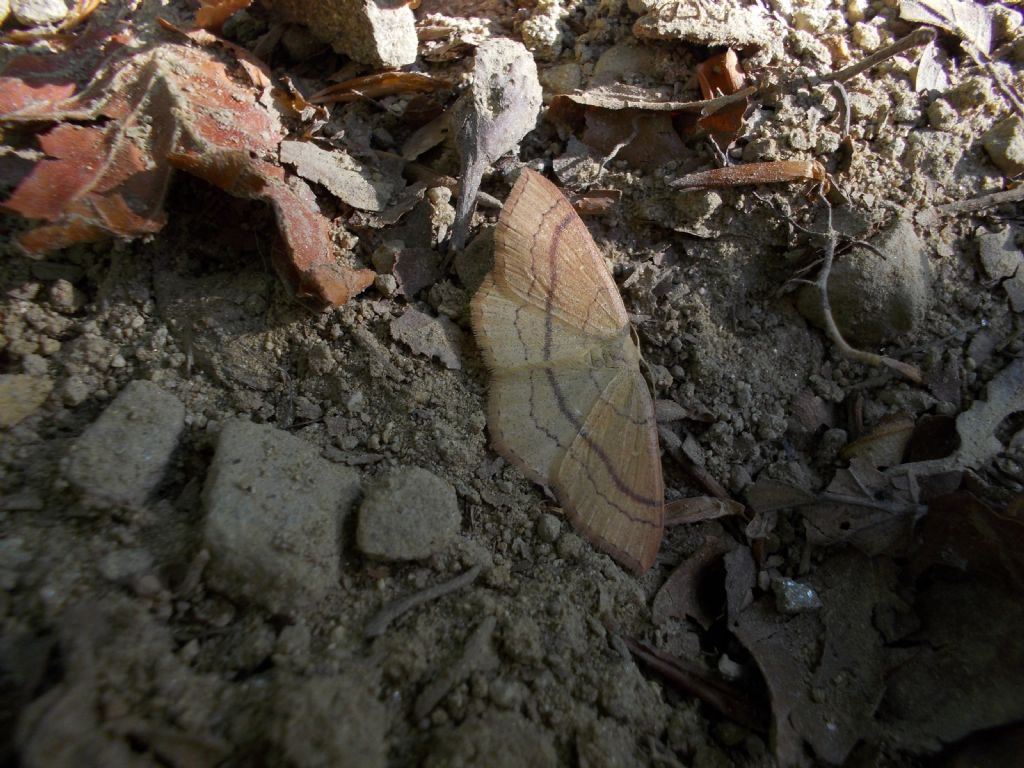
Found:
[624,636,766,731]
[364,564,482,639]
[797,28,936,92]
[963,43,1024,119]
[662,440,732,501]
[817,200,923,383]
[695,29,936,119]
[932,185,1024,216]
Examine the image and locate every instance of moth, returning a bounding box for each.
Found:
[471,169,665,574]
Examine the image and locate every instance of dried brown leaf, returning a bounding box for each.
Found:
[310,71,450,105]
[652,533,735,629]
[624,636,766,731]
[745,478,815,514]
[2,0,102,45]
[899,0,994,54]
[196,0,253,32]
[802,457,922,555]
[839,414,914,467]
[671,160,828,191]
[665,496,743,526]
[696,49,747,149]
[0,23,370,306]
[581,109,685,171]
[570,189,620,216]
[911,491,1024,590]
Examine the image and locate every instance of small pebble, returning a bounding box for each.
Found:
[773,577,823,614]
[556,532,585,560]
[536,513,561,543]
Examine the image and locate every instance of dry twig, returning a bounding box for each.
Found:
[696,29,936,120]
[364,564,482,639]
[815,200,923,384]
[930,185,1024,217]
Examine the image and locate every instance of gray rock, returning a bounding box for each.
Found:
[536,513,561,543]
[64,380,185,507]
[203,420,361,614]
[357,467,460,561]
[273,670,388,768]
[773,577,823,614]
[12,0,67,25]
[983,115,1024,176]
[977,227,1024,312]
[797,218,931,346]
[451,38,542,249]
[271,0,416,67]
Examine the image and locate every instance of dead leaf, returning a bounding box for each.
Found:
[393,249,442,298]
[745,478,815,514]
[733,598,820,768]
[911,491,1024,591]
[272,76,330,135]
[665,496,743,526]
[671,160,828,191]
[652,532,735,629]
[401,111,451,161]
[839,415,915,467]
[551,83,711,113]
[389,307,464,370]
[905,414,959,463]
[450,38,542,249]
[802,457,922,555]
[624,636,766,731]
[581,109,686,171]
[169,149,374,305]
[733,551,889,767]
[196,0,253,32]
[158,20,271,88]
[310,71,450,105]
[280,141,401,212]
[2,0,102,45]
[571,189,620,216]
[915,39,950,91]
[893,358,1024,476]
[899,0,994,54]
[881,578,1024,750]
[792,552,888,765]
[0,23,370,306]
[696,49,747,149]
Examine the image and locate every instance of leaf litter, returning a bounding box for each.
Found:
[2,0,1024,766]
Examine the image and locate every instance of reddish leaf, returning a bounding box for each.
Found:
[196,0,253,33]
[311,71,451,105]
[0,23,372,306]
[696,49,747,149]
